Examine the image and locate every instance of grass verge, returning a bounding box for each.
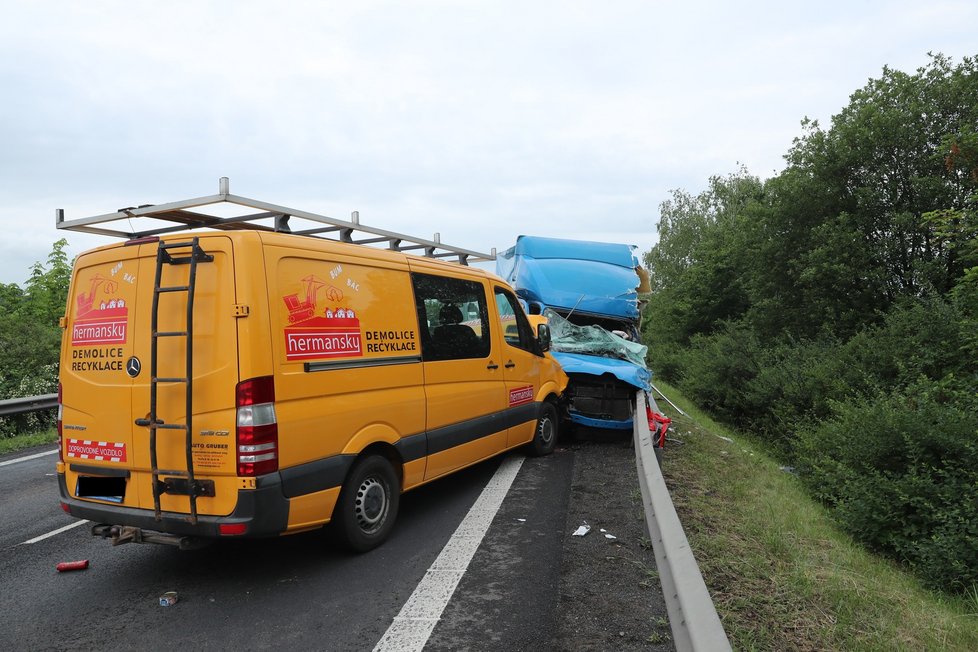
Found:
[653,380,978,651]
[0,429,57,456]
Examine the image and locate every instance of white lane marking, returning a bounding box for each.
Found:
[21,519,89,545]
[0,449,58,468]
[374,455,525,652]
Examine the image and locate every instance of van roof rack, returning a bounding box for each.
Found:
[56,177,496,265]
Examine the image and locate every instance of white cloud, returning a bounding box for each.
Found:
[0,0,974,284]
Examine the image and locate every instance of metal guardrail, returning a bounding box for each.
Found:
[634,389,731,652]
[0,393,58,418]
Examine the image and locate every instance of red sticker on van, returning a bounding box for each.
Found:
[66,439,127,463]
[72,274,128,346]
[285,327,363,360]
[282,277,364,361]
[284,308,363,360]
[509,385,535,407]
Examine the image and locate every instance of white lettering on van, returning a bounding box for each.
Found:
[330,264,343,280]
[509,385,535,407]
[72,319,128,345]
[65,439,127,463]
[285,330,363,360]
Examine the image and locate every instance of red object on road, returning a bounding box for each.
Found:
[56,560,90,572]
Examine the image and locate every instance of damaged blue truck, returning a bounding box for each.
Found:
[497,235,655,435]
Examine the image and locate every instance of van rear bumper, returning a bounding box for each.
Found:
[57,473,290,538]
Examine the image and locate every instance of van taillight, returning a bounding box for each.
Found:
[57,383,64,463]
[219,523,248,536]
[235,376,278,476]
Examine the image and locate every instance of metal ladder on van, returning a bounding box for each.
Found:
[136,238,214,524]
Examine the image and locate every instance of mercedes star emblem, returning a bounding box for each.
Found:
[126,356,142,378]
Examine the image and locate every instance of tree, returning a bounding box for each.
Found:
[642,54,978,594]
[0,239,73,434]
[643,170,761,344]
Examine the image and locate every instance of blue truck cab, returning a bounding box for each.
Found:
[497,236,651,431]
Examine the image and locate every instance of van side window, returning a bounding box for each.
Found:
[411,273,491,361]
[494,288,534,353]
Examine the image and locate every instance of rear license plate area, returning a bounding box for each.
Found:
[76,476,127,503]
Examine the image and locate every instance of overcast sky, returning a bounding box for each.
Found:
[0,0,975,285]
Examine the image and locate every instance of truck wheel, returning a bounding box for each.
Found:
[527,402,558,457]
[334,455,400,552]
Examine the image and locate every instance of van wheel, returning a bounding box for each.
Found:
[528,402,558,457]
[334,455,400,552]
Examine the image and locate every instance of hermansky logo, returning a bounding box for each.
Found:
[72,319,128,345]
[282,275,365,362]
[285,329,362,360]
[509,385,535,407]
[72,274,128,346]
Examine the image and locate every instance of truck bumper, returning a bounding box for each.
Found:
[567,410,633,430]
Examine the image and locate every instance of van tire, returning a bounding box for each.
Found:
[334,455,400,552]
[527,402,558,457]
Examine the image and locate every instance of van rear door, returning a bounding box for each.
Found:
[128,235,240,516]
[62,245,142,508]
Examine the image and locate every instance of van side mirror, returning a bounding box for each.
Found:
[536,323,551,352]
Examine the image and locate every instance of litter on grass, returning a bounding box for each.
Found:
[572,522,591,537]
[600,528,617,540]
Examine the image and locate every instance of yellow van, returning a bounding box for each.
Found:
[55,182,567,551]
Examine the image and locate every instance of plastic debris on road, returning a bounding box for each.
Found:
[56,560,89,572]
[159,591,179,607]
[600,528,617,540]
[572,522,591,537]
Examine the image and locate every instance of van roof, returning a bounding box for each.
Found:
[71,228,509,286]
[57,177,495,267]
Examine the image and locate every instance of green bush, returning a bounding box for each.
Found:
[0,240,69,438]
[796,382,978,592]
[740,337,863,454]
[842,298,968,388]
[677,321,761,427]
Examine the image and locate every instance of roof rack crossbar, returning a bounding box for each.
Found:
[353,236,394,245]
[56,178,495,264]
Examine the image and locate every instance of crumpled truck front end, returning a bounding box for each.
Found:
[497,235,652,431]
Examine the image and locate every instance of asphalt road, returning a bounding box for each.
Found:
[0,440,669,652]
[0,445,575,651]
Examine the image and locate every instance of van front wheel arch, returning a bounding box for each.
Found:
[333,455,400,552]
